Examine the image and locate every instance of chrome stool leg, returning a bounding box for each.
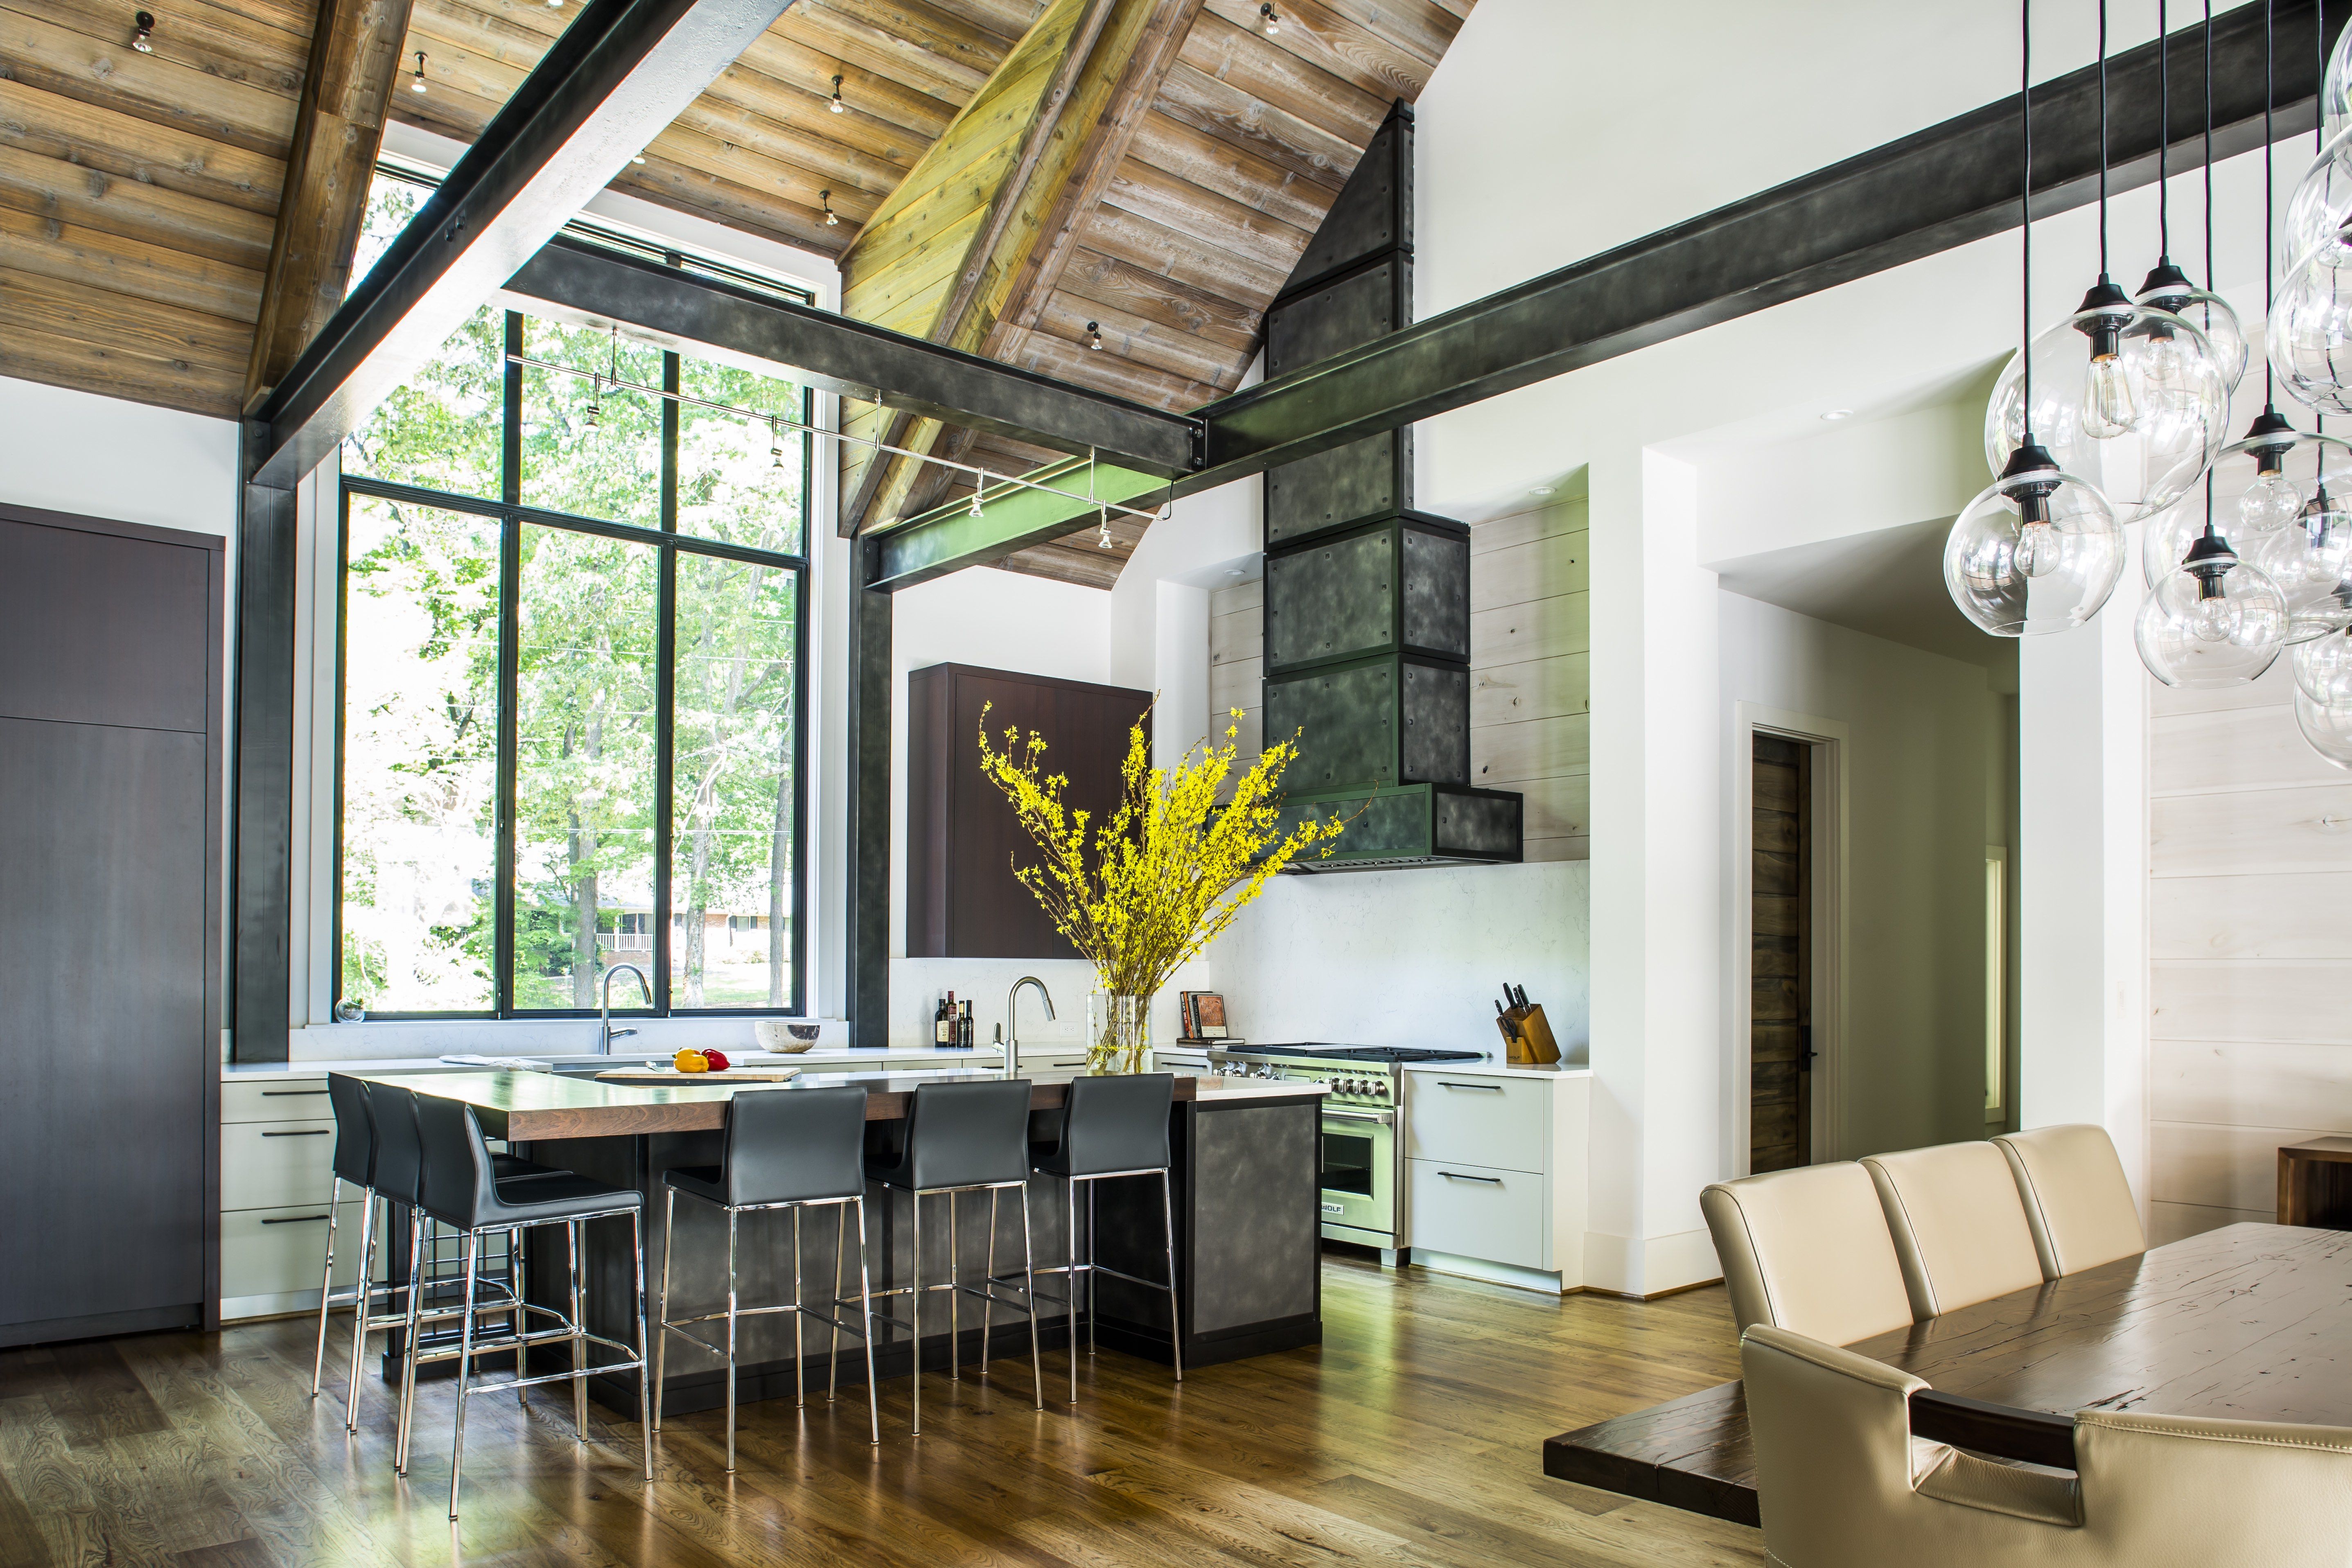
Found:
[1159,1169,1183,1381]
[632,1208,654,1482]
[828,1202,846,1403]
[980,1188,998,1373]
[792,1205,804,1410]
[567,1218,588,1439]
[395,1215,424,1475]
[1018,1184,1043,1410]
[1065,1178,1081,1403]
[947,1190,960,1382]
[654,1187,675,1432]
[910,1189,924,1436]
[855,1196,880,1444]
[343,1188,379,1430]
[309,1175,345,1399]
[447,1229,481,1521]
[724,1206,739,1472]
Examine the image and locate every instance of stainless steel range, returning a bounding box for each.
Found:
[1207,1043,1483,1264]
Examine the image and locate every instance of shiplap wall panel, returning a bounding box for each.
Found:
[1205,497,1590,861]
[1470,498,1589,862]
[2152,1038,2352,1130]
[2146,656,2352,1241]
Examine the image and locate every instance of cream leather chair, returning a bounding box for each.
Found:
[1700,1163,1914,1346]
[1994,1124,2146,1280]
[1862,1141,2043,1319]
[1741,1324,2352,1568]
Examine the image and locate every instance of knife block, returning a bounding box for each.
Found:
[1496,1003,1561,1065]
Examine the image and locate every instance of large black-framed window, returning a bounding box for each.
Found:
[333,176,814,1020]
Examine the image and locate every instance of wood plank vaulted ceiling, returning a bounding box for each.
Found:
[0,0,1473,587]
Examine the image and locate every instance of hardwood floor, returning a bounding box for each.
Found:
[0,1256,1762,1567]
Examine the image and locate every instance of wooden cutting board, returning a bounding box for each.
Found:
[592,1065,803,1084]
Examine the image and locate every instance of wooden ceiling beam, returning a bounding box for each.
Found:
[245,0,417,408]
[840,0,1205,534]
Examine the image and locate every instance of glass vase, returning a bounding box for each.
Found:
[1086,992,1150,1074]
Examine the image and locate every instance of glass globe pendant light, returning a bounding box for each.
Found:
[1986,0,2228,526]
[2327,3,2352,142]
[2293,681,2352,767]
[2135,483,2289,686]
[2137,0,2250,393]
[1950,0,2126,639]
[2267,0,2352,415]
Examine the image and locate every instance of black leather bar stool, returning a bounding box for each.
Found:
[862,1078,1043,1433]
[654,1085,880,1469]
[339,1079,559,1438]
[309,1074,381,1415]
[1027,1073,1182,1401]
[404,1094,654,1520]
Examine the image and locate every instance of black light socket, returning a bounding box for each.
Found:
[2182,528,2239,599]
[2243,407,2300,476]
[2001,439,2061,527]
[2136,258,2195,311]
[2074,274,2134,361]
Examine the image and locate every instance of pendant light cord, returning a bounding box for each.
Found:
[2267,0,2279,410]
[2207,0,2218,535]
[2098,0,2111,276]
[2158,0,2171,257]
[2022,0,2035,440]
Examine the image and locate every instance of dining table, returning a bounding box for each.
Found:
[1540,1222,2352,1527]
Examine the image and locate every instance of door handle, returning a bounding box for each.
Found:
[1321,1110,1394,1125]
[1436,1081,1504,1092]
[261,1089,330,1097]
[1437,1171,1504,1184]
[262,1128,331,1137]
[262,1214,332,1224]
[1799,1024,1818,1065]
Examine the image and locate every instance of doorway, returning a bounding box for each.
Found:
[1750,735,1813,1173]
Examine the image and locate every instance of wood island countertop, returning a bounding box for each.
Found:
[346,1067,1327,1141]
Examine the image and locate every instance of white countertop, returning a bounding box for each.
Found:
[222,1044,1009,1083]
[1399,1052,1591,1081]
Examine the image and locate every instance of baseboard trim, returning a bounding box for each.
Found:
[0,1304,203,1349]
[1569,1275,1725,1302]
[1411,1250,1566,1295]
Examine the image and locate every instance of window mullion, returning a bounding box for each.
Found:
[653,349,679,1015]
[495,313,524,1017]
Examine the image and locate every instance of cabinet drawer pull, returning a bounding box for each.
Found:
[261,1089,330,1097]
[262,1214,332,1225]
[261,1128,331,1137]
[1436,1081,1504,1092]
[1437,1171,1504,1184]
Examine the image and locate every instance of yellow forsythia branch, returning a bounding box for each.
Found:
[975,702,1349,999]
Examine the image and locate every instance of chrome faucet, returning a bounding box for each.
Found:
[1005,976,1054,1078]
[600,963,651,1054]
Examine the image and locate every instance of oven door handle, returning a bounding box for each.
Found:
[1320,1109,1396,1126]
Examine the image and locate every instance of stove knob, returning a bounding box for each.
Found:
[1373,1080,1390,1097]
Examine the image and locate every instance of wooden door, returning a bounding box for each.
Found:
[1751,736,1811,1173]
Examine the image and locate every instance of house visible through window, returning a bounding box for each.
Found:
[335,166,812,1018]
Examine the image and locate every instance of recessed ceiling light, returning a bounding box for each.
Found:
[1226,568,1246,577]
[1820,408,1854,421]
[1530,485,1554,496]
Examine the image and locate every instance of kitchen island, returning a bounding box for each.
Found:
[353,1068,1327,1415]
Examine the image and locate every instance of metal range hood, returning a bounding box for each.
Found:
[1255,105,1524,873]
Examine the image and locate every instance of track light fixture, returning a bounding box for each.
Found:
[821,190,838,227]
[131,11,154,52]
[830,73,846,113]
[1087,320,1103,350]
[969,474,986,517]
[1260,3,1280,35]
[411,50,427,93]
[769,417,785,469]
[631,149,647,165]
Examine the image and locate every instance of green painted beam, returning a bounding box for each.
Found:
[867,456,1171,589]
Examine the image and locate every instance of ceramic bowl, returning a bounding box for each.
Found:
[754,1020,820,1053]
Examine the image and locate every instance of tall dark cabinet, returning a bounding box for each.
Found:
[905,663,1150,959]
[0,503,223,1347]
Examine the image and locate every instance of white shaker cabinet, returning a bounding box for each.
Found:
[1402,1065,1589,1292]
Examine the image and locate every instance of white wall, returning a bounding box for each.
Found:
[1718,593,2011,1162]
[887,567,1114,1047]
[0,375,239,538]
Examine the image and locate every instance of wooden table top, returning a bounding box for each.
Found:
[345,1067,1323,1142]
[1542,1222,2352,1527]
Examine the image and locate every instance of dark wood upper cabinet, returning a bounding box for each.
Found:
[905,664,1151,960]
